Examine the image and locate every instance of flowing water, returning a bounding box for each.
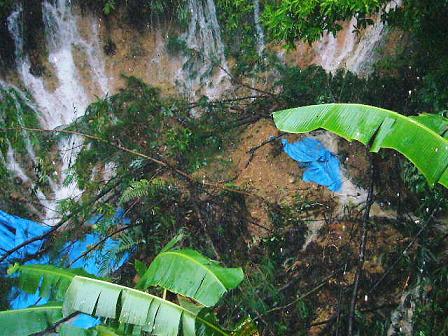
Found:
[6,0,110,224]
[313,0,401,75]
[253,0,265,57]
[177,0,230,99]
[2,0,397,225]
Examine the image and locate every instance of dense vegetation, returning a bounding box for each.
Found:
[1,0,448,335]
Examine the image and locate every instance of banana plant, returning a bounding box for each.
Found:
[7,263,93,300]
[0,246,251,335]
[0,303,63,335]
[63,276,229,335]
[273,103,448,188]
[137,248,244,307]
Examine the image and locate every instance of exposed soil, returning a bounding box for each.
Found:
[199,118,417,334]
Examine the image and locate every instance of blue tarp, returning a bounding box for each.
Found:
[0,211,50,260]
[0,209,131,329]
[281,138,342,192]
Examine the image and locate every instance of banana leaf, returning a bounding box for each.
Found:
[8,263,93,300]
[59,324,120,336]
[0,303,63,335]
[137,249,244,307]
[273,103,448,188]
[410,113,448,138]
[63,276,229,336]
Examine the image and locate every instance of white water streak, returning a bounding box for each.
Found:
[177,0,230,99]
[315,1,402,75]
[7,0,110,224]
[253,0,265,57]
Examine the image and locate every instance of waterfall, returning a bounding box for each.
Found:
[315,17,358,73]
[314,1,402,75]
[348,1,402,74]
[253,0,265,57]
[6,0,110,225]
[0,80,38,175]
[177,0,230,99]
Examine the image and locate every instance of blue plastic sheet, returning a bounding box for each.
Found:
[282,138,342,192]
[0,209,131,329]
[0,210,50,260]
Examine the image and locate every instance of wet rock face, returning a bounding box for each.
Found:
[2,0,406,225]
[0,18,15,70]
[23,1,46,71]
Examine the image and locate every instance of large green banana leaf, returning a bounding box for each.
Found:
[137,249,244,307]
[8,263,93,300]
[59,324,120,336]
[410,113,448,138]
[0,303,63,335]
[63,276,229,336]
[273,103,448,188]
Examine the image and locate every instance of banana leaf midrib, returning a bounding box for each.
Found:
[273,103,448,187]
[154,250,226,291]
[0,304,62,315]
[274,103,448,142]
[72,276,229,336]
[19,265,77,281]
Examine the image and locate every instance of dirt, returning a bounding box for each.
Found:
[223,119,337,237]
[199,118,413,334]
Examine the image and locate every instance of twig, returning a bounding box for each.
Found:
[259,268,343,317]
[68,222,142,267]
[0,175,122,264]
[247,219,274,233]
[310,303,398,327]
[188,95,268,109]
[199,51,277,99]
[30,312,80,336]
[348,154,375,336]
[367,205,439,295]
[245,133,286,168]
[0,127,251,197]
[189,191,221,261]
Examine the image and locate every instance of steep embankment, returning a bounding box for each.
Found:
[0,0,404,224]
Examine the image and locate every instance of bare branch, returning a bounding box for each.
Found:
[348,153,375,335]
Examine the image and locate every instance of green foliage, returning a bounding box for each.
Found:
[2,244,247,335]
[166,35,188,56]
[402,162,448,216]
[0,85,47,157]
[413,270,448,335]
[59,324,121,336]
[0,84,56,214]
[219,199,309,335]
[71,76,228,190]
[410,112,448,138]
[103,0,116,15]
[120,178,177,204]
[274,103,448,188]
[134,260,147,277]
[137,248,244,307]
[80,0,188,28]
[215,0,262,76]
[166,126,193,155]
[0,303,63,335]
[64,276,229,335]
[262,0,387,47]
[400,112,448,215]
[7,263,94,301]
[0,0,12,20]
[275,64,415,113]
[382,0,448,112]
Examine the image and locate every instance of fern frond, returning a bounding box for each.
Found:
[120,178,176,203]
